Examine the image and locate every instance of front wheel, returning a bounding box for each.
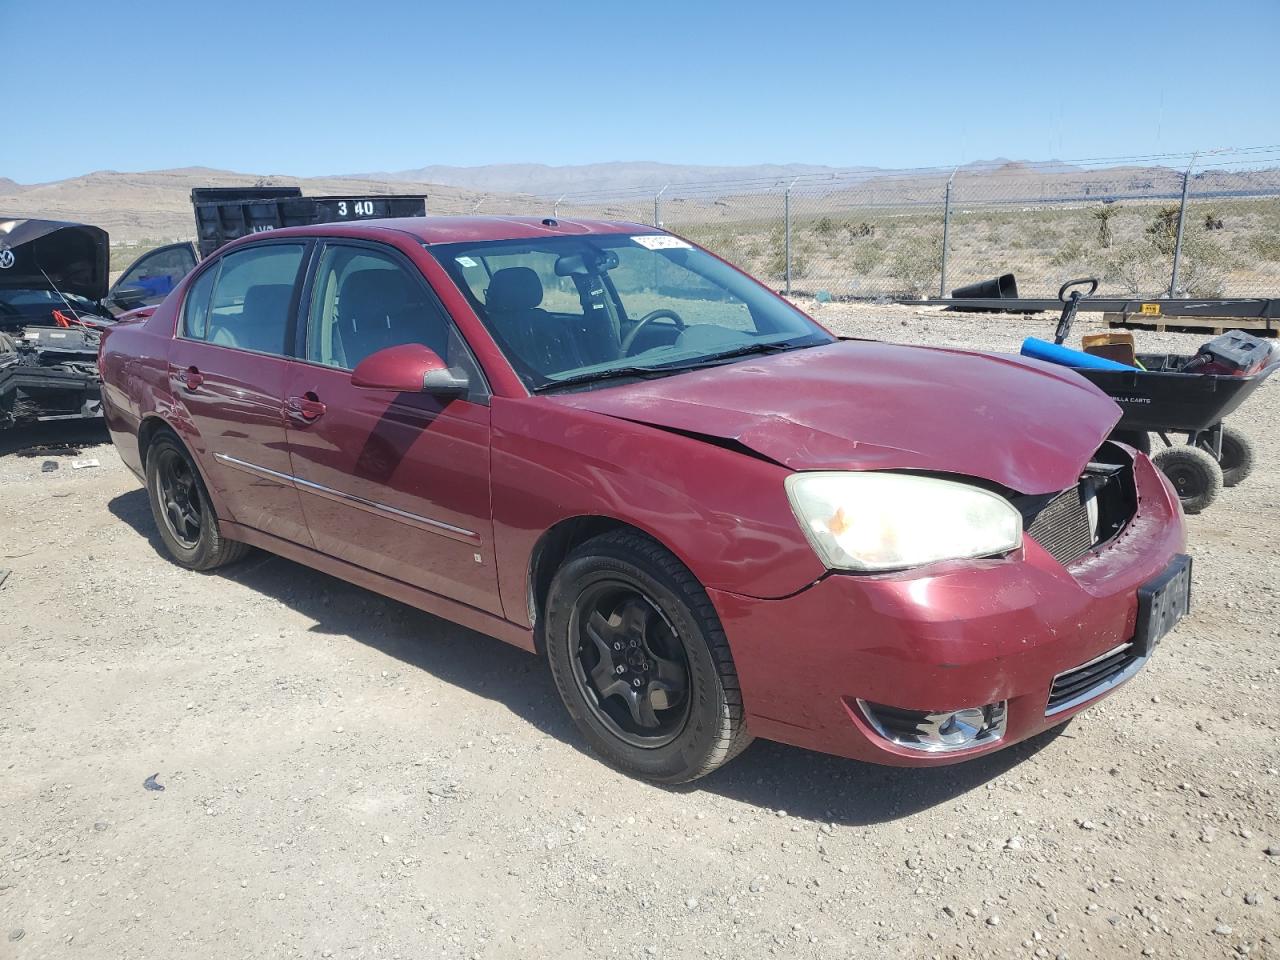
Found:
[145,433,250,571]
[1152,444,1223,515]
[544,530,752,783]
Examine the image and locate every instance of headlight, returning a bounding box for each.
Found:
[785,472,1022,572]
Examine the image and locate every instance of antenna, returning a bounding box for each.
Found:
[38,266,88,326]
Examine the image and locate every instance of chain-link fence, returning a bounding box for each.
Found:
[473,147,1280,300]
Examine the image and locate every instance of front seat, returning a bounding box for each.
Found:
[335,268,444,367]
[484,267,583,377]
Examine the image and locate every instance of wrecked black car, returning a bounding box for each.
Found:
[0,218,116,428]
[2,191,427,431]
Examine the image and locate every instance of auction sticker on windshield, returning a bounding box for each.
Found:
[632,235,692,250]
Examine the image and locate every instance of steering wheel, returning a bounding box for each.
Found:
[621,309,686,356]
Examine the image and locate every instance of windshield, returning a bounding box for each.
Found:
[428,233,833,391]
[0,288,98,323]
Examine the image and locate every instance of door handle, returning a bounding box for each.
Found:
[285,393,326,423]
[176,365,204,391]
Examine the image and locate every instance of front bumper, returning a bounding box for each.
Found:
[0,364,103,429]
[709,453,1187,766]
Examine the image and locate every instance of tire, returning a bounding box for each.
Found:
[1152,444,1223,515]
[1196,424,1255,488]
[1108,429,1151,456]
[544,530,752,783]
[145,432,250,571]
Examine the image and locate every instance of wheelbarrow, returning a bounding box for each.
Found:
[1049,278,1278,513]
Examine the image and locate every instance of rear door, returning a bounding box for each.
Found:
[167,240,314,547]
[283,240,500,613]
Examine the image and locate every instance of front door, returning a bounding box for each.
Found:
[167,240,314,547]
[284,241,500,614]
[109,242,199,313]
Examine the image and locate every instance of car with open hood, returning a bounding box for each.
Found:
[97,216,1191,782]
[0,217,117,428]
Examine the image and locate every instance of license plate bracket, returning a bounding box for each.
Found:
[1134,554,1192,657]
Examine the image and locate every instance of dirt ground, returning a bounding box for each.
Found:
[1,306,1277,960]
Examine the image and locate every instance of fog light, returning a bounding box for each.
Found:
[856,699,1008,753]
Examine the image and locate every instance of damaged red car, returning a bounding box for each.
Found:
[99,217,1191,782]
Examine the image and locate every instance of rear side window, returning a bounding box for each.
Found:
[180,264,218,339]
[204,244,306,355]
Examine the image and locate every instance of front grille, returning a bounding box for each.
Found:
[1025,484,1095,566]
[1046,642,1142,714]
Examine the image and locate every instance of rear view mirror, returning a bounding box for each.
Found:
[350,343,469,398]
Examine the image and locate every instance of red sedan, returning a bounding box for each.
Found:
[99,217,1191,782]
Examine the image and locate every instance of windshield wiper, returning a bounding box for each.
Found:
[532,339,817,393]
[531,366,681,393]
[654,338,812,369]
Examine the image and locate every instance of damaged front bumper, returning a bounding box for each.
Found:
[708,452,1188,766]
[0,325,103,428]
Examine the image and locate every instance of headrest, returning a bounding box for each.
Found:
[486,267,543,312]
[339,268,417,317]
[240,283,293,321]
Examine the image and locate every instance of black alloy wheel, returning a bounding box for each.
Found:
[153,445,203,549]
[544,530,752,783]
[569,581,691,748]
[144,432,250,571]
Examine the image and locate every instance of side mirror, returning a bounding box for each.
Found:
[350,343,469,398]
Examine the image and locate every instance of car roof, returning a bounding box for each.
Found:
[245,215,660,246]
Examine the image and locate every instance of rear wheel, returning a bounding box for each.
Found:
[1152,444,1222,515]
[544,530,752,783]
[1196,425,1255,487]
[145,433,249,570]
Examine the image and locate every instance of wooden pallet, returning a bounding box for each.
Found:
[1104,312,1277,337]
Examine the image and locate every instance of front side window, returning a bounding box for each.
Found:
[305,245,450,370]
[204,243,306,355]
[429,233,833,391]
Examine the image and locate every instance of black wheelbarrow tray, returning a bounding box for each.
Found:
[1076,354,1279,514]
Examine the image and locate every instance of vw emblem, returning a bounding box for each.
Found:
[0,245,13,270]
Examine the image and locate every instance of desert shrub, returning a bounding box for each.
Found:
[1247,232,1280,263]
[888,230,943,297]
[1049,240,1093,269]
[1103,243,1167,296]
[849,238,888,275]
[766,228,811,279]
[1092,204,1120,248]
[1175,232,1229,297]
[812,216,837,238]
[1146,206,1182,255]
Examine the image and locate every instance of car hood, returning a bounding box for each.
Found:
[0,218,110,302]
[550,339,1122,495]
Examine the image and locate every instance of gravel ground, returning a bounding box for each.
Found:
[1,306,1277,959]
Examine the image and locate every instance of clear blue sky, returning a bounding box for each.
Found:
[3,0,1277,184]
